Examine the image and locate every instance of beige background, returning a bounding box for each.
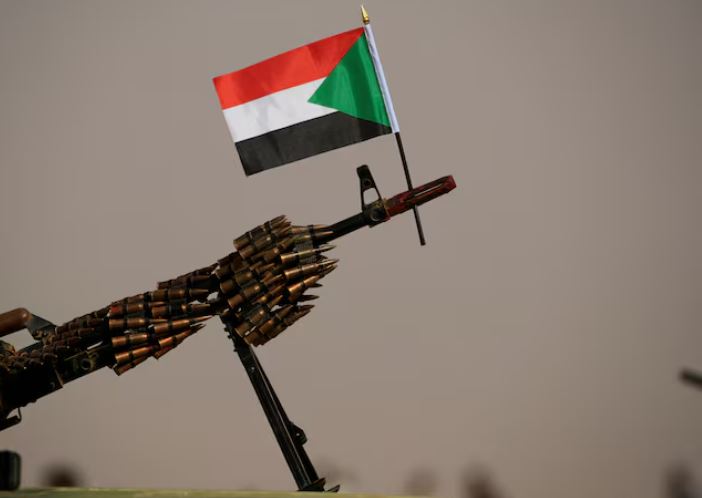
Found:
[1,1,701,497]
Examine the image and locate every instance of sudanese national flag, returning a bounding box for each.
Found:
[213,27,397,176]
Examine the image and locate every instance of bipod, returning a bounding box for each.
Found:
[227,327,339,492]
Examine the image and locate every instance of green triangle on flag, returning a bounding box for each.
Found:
[308,33,391,128]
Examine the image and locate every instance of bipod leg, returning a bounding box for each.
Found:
[228,329,338,492]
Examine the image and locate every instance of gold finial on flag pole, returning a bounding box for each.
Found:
[361,5,370,25]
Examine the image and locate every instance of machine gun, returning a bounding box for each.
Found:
[0,165,455,491]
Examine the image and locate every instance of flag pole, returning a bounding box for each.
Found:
[362,5,427,246]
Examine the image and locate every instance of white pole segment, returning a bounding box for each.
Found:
[363,23,400,133]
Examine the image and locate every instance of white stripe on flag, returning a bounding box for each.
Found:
[222,78,335,143]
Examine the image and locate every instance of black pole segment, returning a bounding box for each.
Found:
[394,132,426,245]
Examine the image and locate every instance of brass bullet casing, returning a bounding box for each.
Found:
[86,307,110,319]
[54,330,79,344]
[251,261,278,276]
[238,235,274,260]
[253,285,285,306]
[148,288,203,302]
[147,289,171,302]
[226,293,245,310]
[148,302,176,319]
[154,324,204,356]
[150,315,211,336]
[218,274,244,295]
[257,305,293,337]
[150,302,211,319]
[108,302,146,318]
[114,344,157,365]
[248,227,293,262]
[124,293,148,304]
[239,294,283,320]
[157,330,189,349]
[234,295,283,337]
[259,245,283,264]
[56,316,104,333]
[54,324,69,334]
[61,315,87,330]
[290,224,329,235]
[289,233,315,250]
[294,304,315,315]
[249,307,310,346]
[230,254,249,272]
[215,254,249,280]
[153,345,174,359]
[187,262,217,276]
[291,230,334,249]
[319,262,338,278]
[234,269,256,287]
[234,306,268,337]
[256,292,284,313]
[240,282,265,302]
[108,317,167,332]
[190,303,214,316]
[158,264,217,289]
[261,235,299,262]
[226,274,282,310]
[114,355,149,376]
[214,264,232,280]
[219,269,255,294]
[270,307,312,341]
[245,214,290,243]
[164,274,214,290]
[286,275,322,301]
[283,259,338,282]
[278,245,335,266]
[296,294,319,302]
[262,272,283,287]
[111,332,150,349]
[233,217,285,251]
[234,215,288,250]
[84,316,105,328]
[67,327,100,341]
[217,252,237,267]
[194,263,218,275]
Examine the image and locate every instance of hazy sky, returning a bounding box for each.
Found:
[0,2,701,498]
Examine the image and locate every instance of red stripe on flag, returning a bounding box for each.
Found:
[213,27,364,110]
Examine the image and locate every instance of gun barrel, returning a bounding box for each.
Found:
[326,175,456,242]
[385,175,456,217]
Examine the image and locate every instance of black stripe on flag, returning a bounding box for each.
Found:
[236,112,392,175]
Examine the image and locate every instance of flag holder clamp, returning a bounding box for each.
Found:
[225,323,339,493]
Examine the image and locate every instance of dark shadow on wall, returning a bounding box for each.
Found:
[461,466,508,498]
[665,465,699,498]
[40,463,84,487]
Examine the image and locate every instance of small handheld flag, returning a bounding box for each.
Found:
[213,27,394,176]
[213,6,426,244]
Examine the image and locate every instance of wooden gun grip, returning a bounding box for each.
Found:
[0,308,30,337]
